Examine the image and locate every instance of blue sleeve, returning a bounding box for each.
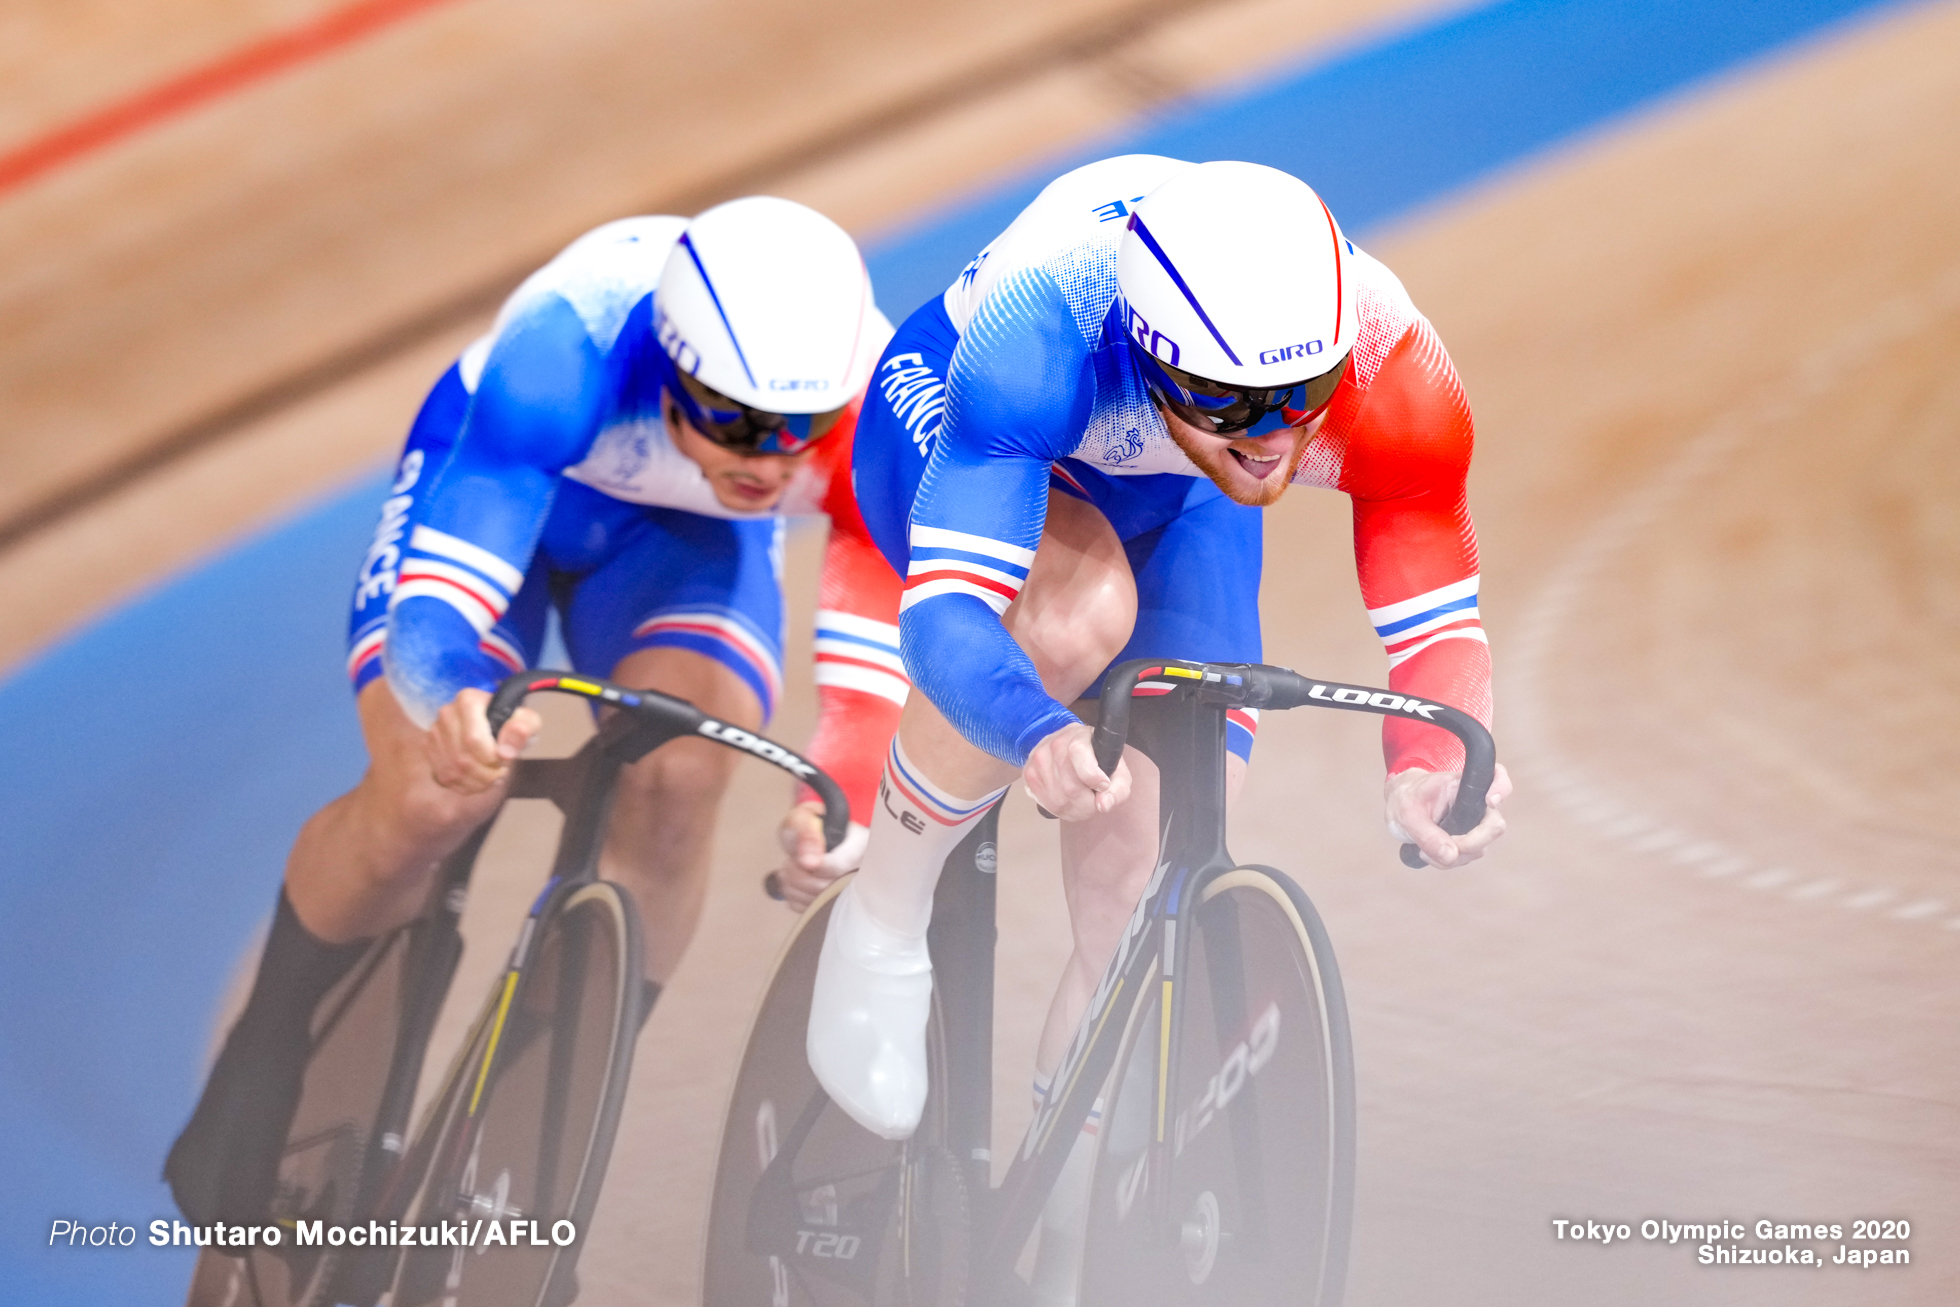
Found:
[384,294,611,724]
[899,270,1095,765]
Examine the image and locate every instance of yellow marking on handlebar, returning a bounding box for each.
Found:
[1157,978,1173,1141]
[1161,666,1201,679]
[556,676,603,696]
[469,971,520,1116]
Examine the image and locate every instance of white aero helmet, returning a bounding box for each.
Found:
[655,196,876,454]
[1117,161,1356,436]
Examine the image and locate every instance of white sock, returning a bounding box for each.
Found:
[851,737,1006,937]
[1030,1076,1102,1307]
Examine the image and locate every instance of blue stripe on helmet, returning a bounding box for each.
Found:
[1126,213,1242,368]
[676,231,759,390]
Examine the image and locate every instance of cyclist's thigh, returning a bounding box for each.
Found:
[1073,471,1265,763]
[560,503,785,727]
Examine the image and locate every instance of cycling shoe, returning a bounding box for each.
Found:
[806,882,932,1140]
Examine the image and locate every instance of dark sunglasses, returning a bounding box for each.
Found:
[1133,343,1349,436]
[666,363,846,456]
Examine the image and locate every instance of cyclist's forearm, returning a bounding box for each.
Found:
[382,602,508,728]
[383,511,538,728]
[1382,635,1491,775]
[801,683,902,822]
[899,595,1079,767]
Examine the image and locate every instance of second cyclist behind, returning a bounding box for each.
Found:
[166,198,909,1227]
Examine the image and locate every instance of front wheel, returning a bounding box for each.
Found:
[391,880,641,1307]
[1078,866,1354,1306]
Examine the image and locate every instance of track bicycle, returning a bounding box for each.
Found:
[702,657,1495,1306]
[184,671,850,1307]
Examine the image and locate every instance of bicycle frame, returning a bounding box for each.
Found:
[921,658,1494,1304]
[327,672,850,1303]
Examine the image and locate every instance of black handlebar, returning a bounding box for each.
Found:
[1093,659,1496,869]
[487,671,851,853]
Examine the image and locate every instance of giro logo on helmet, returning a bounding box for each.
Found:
[1124,303,1181,367]
[1258,341,1325,365]
[653,306,703,377]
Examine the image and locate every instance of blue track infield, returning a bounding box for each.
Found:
[0,0,1916,1298]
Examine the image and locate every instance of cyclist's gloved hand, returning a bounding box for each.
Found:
[1023,721,1132,822]
[426,687,542,794]
[1385,762,1512,868]
[775,801,869,911]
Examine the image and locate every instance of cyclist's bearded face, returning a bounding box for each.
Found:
[1157,402,1322,507]
[665,392,812,512]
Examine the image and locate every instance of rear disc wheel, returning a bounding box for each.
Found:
[702,878,965,1307]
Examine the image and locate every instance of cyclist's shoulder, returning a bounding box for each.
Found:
[1298,250,1472,494]
[1343,246,1464,414]
[511,215,687,338]
[943,155,1193,341]
[458,216,686,391]
[1345,243,1423,362]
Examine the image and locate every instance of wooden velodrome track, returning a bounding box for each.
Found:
[2,1,1957,1303]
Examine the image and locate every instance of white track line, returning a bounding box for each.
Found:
[1504,264,1960,936]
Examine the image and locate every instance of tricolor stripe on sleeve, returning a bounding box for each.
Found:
[1369,576,1486,668]
[346,619,387,685]
[348,622,527,688]
[814,609,909,707]
[901,524,1035,617]
[390,525,525,635]
[479,629,528,675]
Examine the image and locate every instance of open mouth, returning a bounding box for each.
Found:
[1227,447,1285,481]
[724,477,776,503]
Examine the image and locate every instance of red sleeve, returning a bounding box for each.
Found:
[799,406,907,823]
[1332,318,1491,775]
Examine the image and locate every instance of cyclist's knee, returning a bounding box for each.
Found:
[1015,580,1133,685]
[606,645,758,822]
[622,736,740,811]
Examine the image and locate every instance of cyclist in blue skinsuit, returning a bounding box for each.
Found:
[165,198,906,1228]
[805,156,1512,1304]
